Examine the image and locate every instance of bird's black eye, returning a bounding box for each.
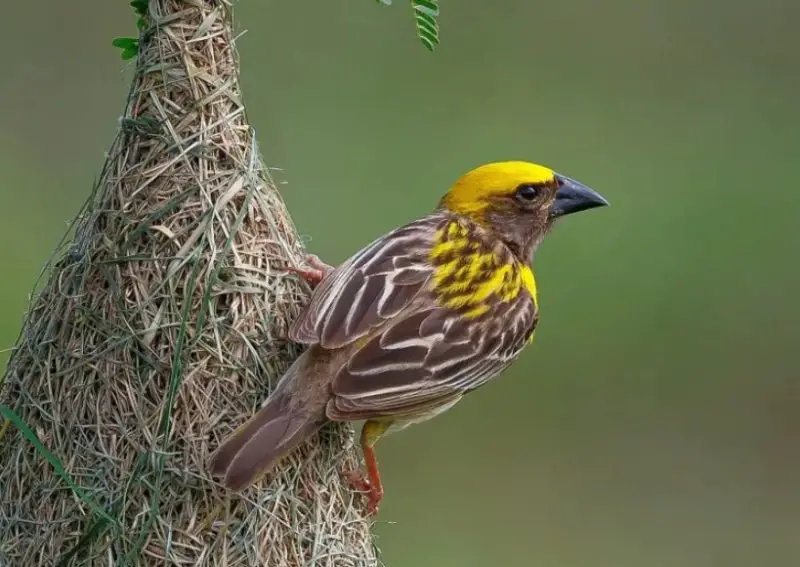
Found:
[515,183,539,201]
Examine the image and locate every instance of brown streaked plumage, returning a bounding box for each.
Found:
[209,161,608,514]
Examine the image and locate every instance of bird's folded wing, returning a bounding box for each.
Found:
[328,294,537,419]
[288,212,537,418]
[289,216,441,349]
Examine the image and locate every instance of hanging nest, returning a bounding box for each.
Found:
[0,1,377,565]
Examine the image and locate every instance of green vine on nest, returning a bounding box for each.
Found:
[112,0,148,60]
[377,0,440,51]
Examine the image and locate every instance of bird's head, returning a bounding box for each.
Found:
[438,161,608,258]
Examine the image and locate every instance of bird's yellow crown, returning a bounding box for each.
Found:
[440,161,556,217]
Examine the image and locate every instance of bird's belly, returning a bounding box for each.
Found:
[383,395,463,435]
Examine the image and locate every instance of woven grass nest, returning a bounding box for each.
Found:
[0,2,377,565]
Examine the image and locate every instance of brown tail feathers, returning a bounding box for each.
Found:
[209,358,328,491]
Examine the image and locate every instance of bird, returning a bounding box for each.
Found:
[209,160,608,514]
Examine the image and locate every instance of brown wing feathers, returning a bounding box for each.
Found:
[211,213,539,489]
[208,350,330,490]
[289,218,439,349]
[288,213,539,421]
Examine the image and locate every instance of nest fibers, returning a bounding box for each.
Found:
[0,2,378,565]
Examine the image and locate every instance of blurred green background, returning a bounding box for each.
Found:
[2,1,799,565]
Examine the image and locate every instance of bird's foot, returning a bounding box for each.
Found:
[285,253,334,287]
[344,469,383,516]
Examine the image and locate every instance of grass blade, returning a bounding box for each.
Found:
[0,404,117,527]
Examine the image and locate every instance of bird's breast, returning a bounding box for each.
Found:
[428,218,538,318]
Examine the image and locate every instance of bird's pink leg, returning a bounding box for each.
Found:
[343,419,390,515]
[285,253,334,287]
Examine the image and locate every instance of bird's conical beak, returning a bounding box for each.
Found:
[550,174,609,219]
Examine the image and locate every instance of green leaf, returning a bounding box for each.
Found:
[412,0,439,52]
[373,0,441,51]
[111,37,138,49]
[111,2,147,57]
[413,0,439,17]
[418,25,439,43]
[112,36,139,60]
[415,11,438,35]
[0,404,118,527]
[130,0,148,16]
[418,32,437,52]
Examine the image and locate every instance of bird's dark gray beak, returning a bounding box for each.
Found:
[550,174,609,219]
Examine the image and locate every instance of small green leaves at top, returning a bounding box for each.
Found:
[111,0,148,59]
[111,37,137,50]
[130,0,148,17]
[130,0,148,32]
[412,0,439,15]
[374,0,440,51]
[412,0,440,52]
[112,37,139,60]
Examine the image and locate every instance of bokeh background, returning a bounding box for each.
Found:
[2,1,799,565]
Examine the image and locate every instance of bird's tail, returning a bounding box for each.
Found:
[209,354,327,491]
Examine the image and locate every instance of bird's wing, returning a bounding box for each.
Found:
[327,283,539,420]
[288,215,442,350]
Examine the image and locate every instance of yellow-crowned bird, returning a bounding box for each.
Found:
[209,161,608,514]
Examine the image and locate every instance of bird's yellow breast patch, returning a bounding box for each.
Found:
[429,219,538,318]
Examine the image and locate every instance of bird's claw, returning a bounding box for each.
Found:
[344,469,382,515]
[344,469,370,492]
[285,253,334,286]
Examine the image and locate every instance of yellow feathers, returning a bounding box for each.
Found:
[439,161,556,217]
[519,264,538,305]
[428,161,547,317]
[429,219,538,319]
